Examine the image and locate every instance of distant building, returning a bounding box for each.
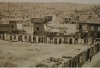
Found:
[0,20,25,34]
[31,16,52,36]
[45,15,77,37]
[77,19,100,44]
[9,20,25,34]
[0,20,30,34]
[45,23,77,37]
[23,20,33,35]
[0,24,10,34]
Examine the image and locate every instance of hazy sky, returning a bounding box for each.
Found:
[0,0,100,4]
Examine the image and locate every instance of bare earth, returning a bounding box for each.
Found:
[93,59,100,67]
[82,51,100,67]
[0,40,89,67]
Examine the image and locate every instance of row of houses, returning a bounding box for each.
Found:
[0,16,52,35]
[0,13,100,44]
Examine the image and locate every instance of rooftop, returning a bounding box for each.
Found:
[79,18,100,24]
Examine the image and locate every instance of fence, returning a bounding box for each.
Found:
[0,34,96,45]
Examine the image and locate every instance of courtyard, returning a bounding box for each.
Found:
[0,40,89,67]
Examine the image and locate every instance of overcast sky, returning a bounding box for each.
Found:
[0,0,100,4]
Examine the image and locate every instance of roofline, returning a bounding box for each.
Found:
[78,21,100,25]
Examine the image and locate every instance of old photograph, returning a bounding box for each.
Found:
[0,0,100,67]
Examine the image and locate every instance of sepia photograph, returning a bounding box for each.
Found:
[0,0,100,67]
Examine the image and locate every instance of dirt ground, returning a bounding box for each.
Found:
[82,51,100,67]
[0,40,89,67]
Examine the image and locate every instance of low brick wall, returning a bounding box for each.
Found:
[66,43,100,67]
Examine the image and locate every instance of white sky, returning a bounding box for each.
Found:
[0,0,100,4]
